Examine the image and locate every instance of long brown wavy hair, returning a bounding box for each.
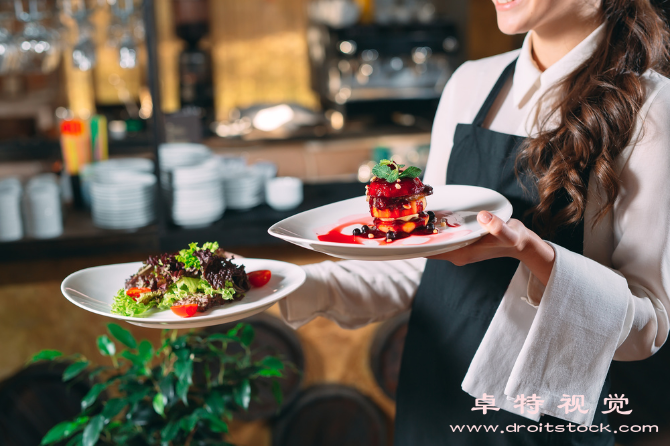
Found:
[517,0,670,236]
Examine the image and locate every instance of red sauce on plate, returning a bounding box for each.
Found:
[317,211,462,245]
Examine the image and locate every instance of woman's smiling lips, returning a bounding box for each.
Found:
[493,0,522,11]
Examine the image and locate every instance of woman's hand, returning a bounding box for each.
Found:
[427,211,556,287]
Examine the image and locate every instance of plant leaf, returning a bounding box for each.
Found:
[153,393,166,417]
[41,417,89,445]
[125,387,151,406]
[205,392,226,415]
[258,368,282,377]
[29,349,63,364]
[174,353,193,385]
[161,420,180,443]
[138,340,153,362]
[107,323,137,349]
[176,379,190,406]
[120,351,144,367]
[399,166,422,179]
[205,414,229,433]
[65,433,83,446]
[41,421,75,445]
[96,335,116,357]
[101,398,127,421]
[87,366,108,381]
[206,333,239,343]
[261,356,284,371]
[240,324,254,347]
[180,408,207,433]
[233,379,251,410]
[63,361,90,382]
[82,415,104,446]
[170,335,188,350]
[159,375,175,405]
[81,383,108,410]
[226,323,244,337]
[271,380,283,407]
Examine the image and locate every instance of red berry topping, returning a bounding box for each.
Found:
[368,177,426,198]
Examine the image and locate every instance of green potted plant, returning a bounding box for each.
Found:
[29,322,286,446]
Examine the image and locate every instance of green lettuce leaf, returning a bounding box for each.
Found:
[111,288,157,316]
[175,242,219,270]
[158,277,235,310]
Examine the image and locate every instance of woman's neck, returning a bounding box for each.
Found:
[530,17,602,72]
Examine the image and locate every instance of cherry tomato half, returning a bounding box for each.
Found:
[126,287,152,298]
[170,304,198,318]
[248,270,271,288]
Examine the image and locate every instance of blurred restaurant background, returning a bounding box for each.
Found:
[2,1,666,445]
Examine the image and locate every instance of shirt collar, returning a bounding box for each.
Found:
[512,23,606,108]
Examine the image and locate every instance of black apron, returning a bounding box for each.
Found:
[394,60,614,446]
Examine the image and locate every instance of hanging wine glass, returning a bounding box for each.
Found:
[13,0,61,74]
[61,0,101,71]
[71,19,95,70]
[111,0,136,69]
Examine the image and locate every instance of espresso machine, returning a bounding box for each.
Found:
[307,20,460,126]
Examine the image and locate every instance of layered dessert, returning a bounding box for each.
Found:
[357,160,436,242]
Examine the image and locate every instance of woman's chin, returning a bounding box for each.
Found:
[496,16,531,36]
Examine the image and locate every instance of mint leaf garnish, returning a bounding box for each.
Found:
[399,166,422,179]
[372,164,392,179]
[371,160,421,182]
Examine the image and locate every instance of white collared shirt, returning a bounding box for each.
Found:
[280,23,670,407]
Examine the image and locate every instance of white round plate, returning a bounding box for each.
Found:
[61,258,306,328]
[268,184,513,261]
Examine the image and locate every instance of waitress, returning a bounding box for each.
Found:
[281,0,670,444]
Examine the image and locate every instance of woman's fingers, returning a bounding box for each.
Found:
[477,211,522,248]
[426,215,529,264]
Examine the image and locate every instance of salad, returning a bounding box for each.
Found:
[112,242,268,318]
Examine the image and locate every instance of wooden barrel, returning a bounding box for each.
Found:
[369,312,410,400]
[0,362,94,446]
[201,312,305,420]
[272,384,389,446]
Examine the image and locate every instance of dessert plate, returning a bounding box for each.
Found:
[268,184,513,261]
[61,259,306,329]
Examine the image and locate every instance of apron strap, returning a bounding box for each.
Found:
[472,58,518,127]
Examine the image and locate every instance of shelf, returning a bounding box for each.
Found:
[158,182,362,252]
[0,133,154,162]
[0,182,363,261]
[0,208,159,260]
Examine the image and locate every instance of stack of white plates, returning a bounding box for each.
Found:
[81,158,155,208]
[159,143,211,171]
[160,144,225,228]
[251,161,278,202]
[0,177,23,241]
[251,161,278,182]
[222,167,265,210]
[24,174,63,239]
[90,171,156,230]
[217,155,247,171]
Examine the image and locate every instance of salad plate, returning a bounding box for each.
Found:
[268,184,513,261]
[61,258,306,329]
